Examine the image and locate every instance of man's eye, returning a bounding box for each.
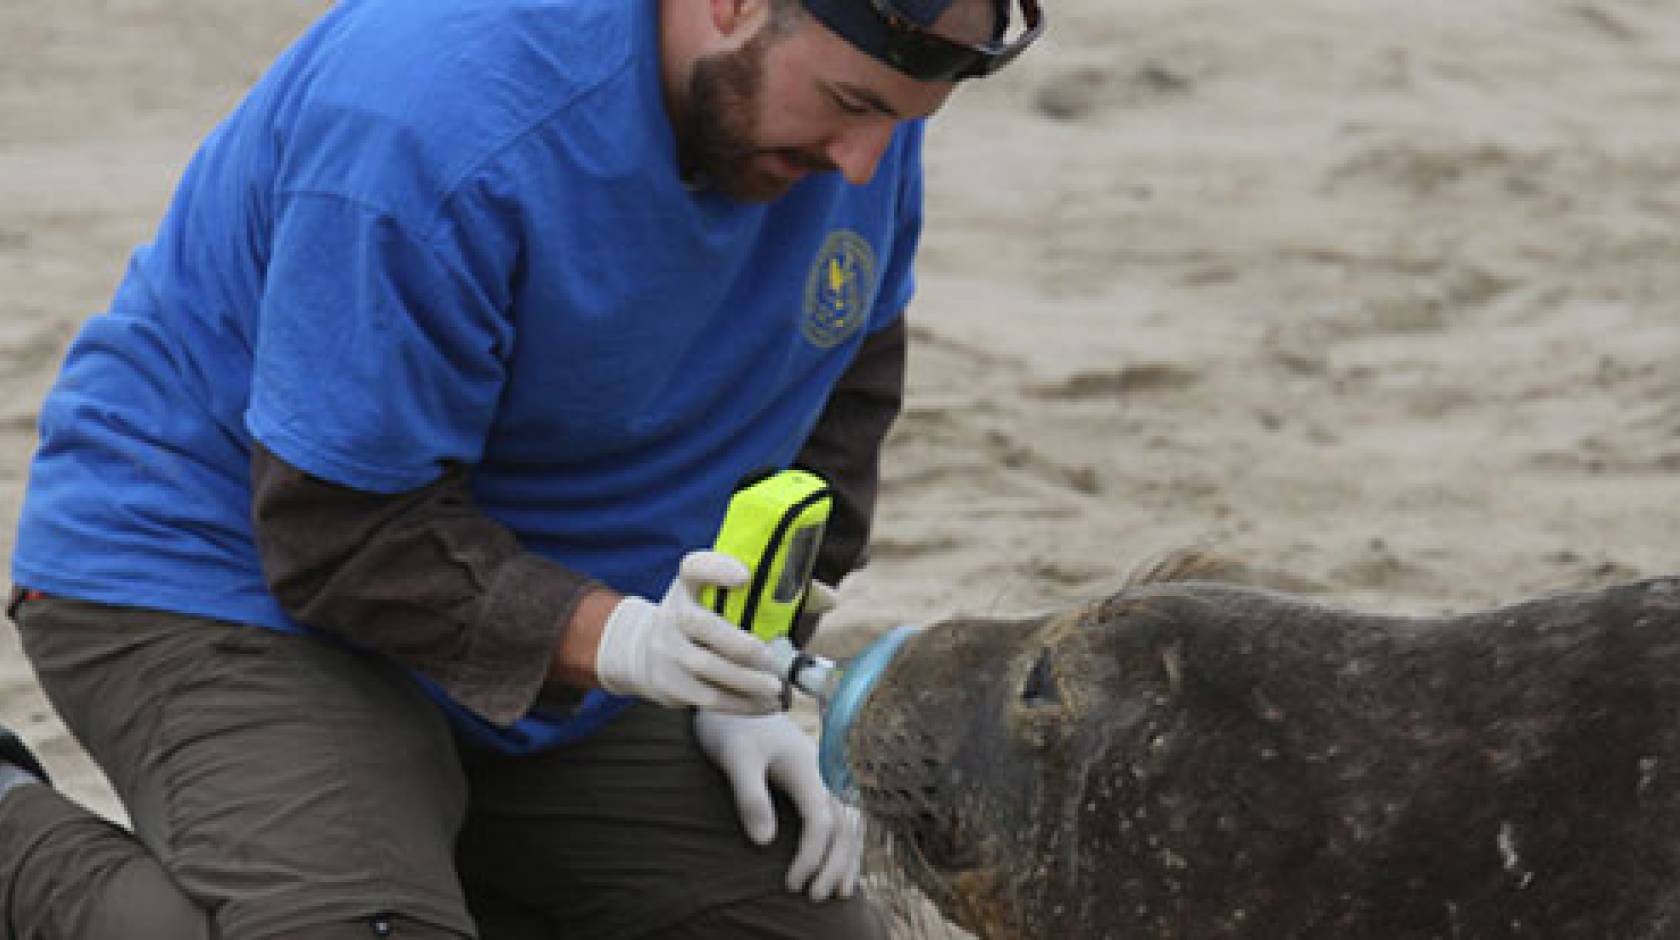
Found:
[832,95,869,116]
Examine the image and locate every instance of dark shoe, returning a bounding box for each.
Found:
[0,725,50,786]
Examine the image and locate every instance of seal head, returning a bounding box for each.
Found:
[847,571,1680,938]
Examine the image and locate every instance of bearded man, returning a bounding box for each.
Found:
[0,0,1041,937]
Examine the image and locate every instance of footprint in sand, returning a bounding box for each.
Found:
[1035,61,1194,121]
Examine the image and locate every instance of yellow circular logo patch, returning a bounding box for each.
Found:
[801,230,876,349]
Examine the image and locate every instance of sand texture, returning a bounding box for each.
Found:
[3,0,1677,933]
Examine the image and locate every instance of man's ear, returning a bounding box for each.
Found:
[709,0,769,40]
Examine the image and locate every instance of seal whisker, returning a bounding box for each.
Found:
[865,818,966,939]
[1160,639,1184,698]
[1125,546,1226,587]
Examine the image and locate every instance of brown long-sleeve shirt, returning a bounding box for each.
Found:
[249,317,907,727]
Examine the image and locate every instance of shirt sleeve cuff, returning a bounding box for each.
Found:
[414,553,602,728]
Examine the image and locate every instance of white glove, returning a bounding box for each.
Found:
[694,710,864,901]
[595,551,783,714]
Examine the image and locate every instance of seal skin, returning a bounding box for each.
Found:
[846,573,1680,939]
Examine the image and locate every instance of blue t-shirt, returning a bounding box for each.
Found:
[12,0,923,752]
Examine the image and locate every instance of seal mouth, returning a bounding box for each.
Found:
[852,743,978,859]
[852,744,982,878]
[870,803,978,915]
[860,782,984,885]
[906,805,978,874]
[863,803,1003,940]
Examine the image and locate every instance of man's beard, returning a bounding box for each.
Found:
[675,31,834,202]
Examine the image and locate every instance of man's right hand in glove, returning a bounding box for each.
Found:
[553,551,784,714]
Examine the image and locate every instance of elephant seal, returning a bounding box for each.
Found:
[845,562,1680,938]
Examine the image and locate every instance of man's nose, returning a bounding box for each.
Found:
[824,120,896,186]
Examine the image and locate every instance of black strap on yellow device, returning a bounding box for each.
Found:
[699,469,834,644]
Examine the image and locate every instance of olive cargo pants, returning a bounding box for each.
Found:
[0,594,886,939]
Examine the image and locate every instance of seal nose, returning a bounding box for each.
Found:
[818,624,921,795]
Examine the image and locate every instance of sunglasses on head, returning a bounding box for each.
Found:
[868,0,1045,82]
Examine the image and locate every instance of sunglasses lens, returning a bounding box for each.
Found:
[887,31,979,81]
[878,0,1043,80]
[806,0,1042,82]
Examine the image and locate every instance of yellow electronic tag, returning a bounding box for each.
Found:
[700,469,833,643]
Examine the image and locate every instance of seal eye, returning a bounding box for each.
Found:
[1022,647,1058,707]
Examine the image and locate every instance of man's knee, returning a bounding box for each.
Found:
[0,785,213,940]
[84,856,216,940]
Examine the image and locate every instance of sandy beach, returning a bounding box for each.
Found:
[3,0,1677,932]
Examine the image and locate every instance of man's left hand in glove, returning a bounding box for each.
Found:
[693,710,864,901]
